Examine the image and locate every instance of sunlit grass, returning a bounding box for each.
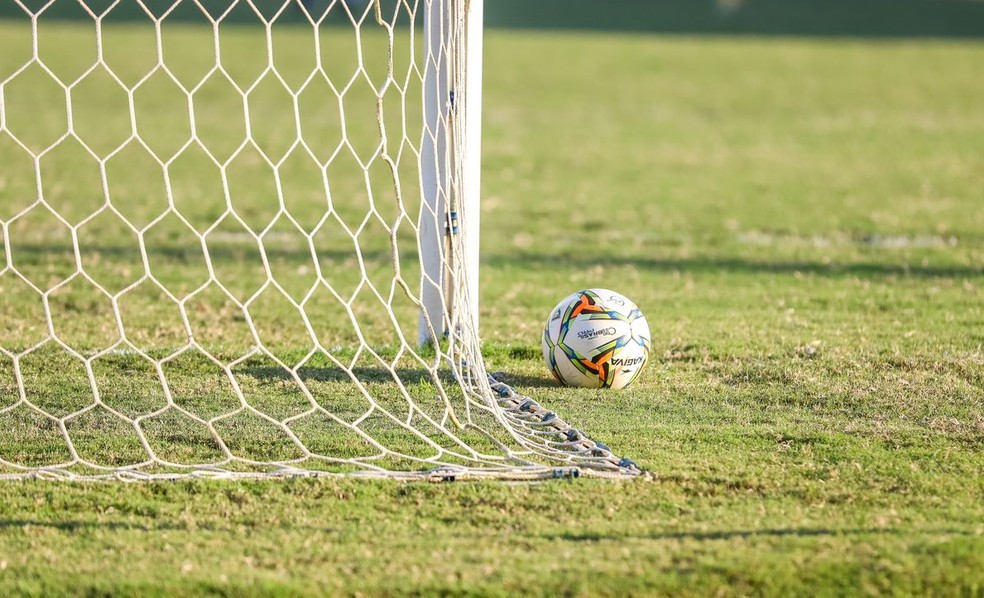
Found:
[0,11,982,597]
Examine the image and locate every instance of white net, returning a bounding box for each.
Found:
[0,0,639,480]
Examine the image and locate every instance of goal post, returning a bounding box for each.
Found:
[419,0,481,347]
[418,0,452,347]
[461,0,483,338]
[0,0,637,481]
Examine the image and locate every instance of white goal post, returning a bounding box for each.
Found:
[0,0,637,481]
[418,0,481,347]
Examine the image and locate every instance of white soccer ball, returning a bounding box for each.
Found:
[541,288,651,389]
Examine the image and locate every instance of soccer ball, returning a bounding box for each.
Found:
[541,289,651,389]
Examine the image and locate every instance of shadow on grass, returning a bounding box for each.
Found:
[544,526,975,543]
[237,364,443,388]
[0,520,185,533]
[0,519,335,534]
[6,242,391,267]
[484,252,984,280]
[489,371,560,390]
[10,241,982,282]
[1,520,975,544]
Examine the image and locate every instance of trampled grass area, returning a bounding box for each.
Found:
[1,14,983,598]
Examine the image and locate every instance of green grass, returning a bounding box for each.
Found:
[1,11,983,598]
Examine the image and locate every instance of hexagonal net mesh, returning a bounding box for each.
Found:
[0,0,638,480]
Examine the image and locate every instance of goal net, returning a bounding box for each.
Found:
[0,0,638,480]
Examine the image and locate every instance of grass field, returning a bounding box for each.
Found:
[1,8,983,597]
